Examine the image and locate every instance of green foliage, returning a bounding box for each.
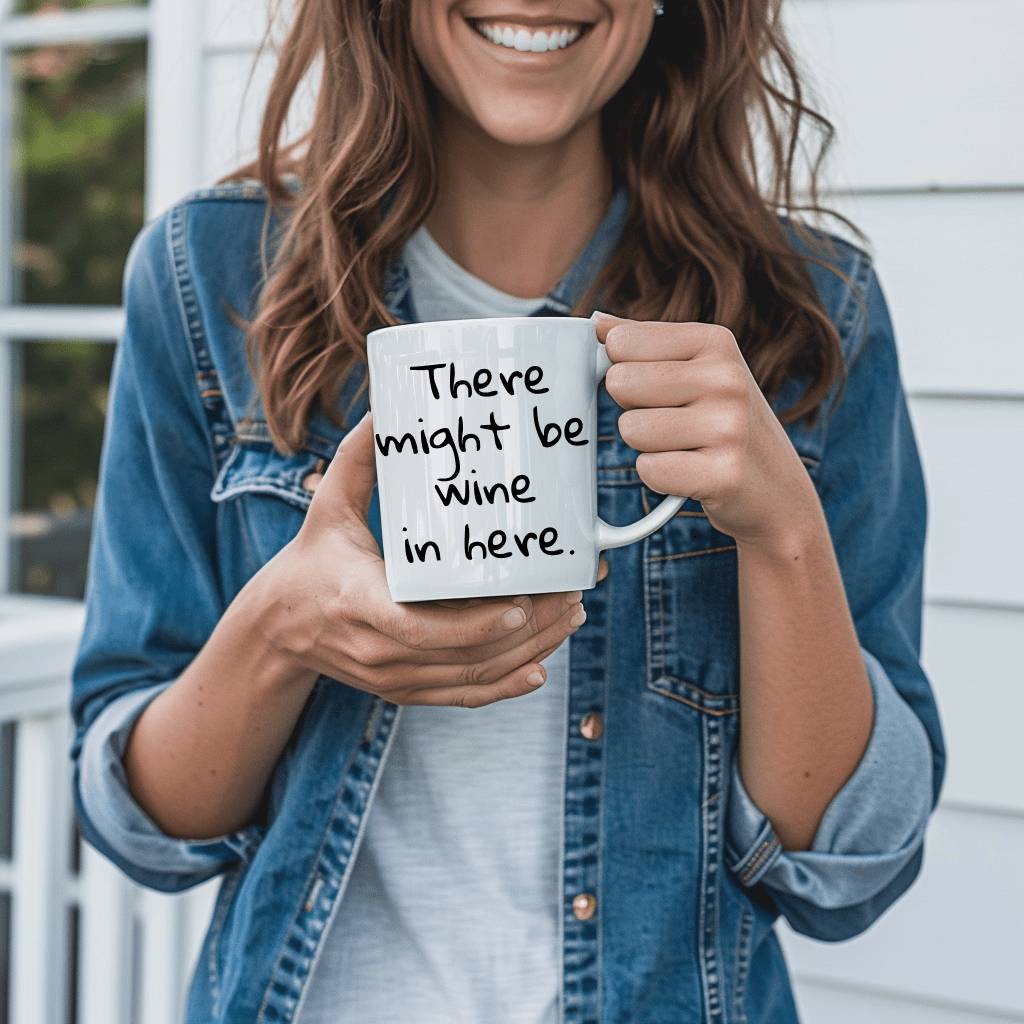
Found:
[15,38,146,305]
[14,1,143,15]
[10,36,147,595]
[19,340,114,512]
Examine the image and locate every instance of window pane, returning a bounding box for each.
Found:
[0,724,14,862]
[11,38,146,305]
[0,890,9,1024]
[10,339,114,599]
[66,904,80,1024]
[13,1,145,17]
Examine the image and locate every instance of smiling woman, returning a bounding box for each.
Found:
[69,1,943,1022]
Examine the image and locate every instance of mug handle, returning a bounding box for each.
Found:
[592,339,686,551]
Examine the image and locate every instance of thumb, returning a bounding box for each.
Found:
[312,411,378,523]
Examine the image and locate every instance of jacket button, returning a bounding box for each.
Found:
[572,893,597,921]
[580,712,603,741]
[302,459,328,493]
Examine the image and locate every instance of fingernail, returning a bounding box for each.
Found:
[513,595,529,606]
[501,607,527,630]
[590,310,613,322]
[566,590,583,605]
[527,670,546,687]
[570,608,587,628]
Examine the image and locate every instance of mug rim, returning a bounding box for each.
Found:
[366,315,594,344]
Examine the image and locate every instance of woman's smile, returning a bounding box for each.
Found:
[412,0,654,148]
[470,19,587,52]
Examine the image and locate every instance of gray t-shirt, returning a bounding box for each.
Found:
[298,228,564,1024]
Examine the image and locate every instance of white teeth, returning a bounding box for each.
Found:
[474,21,583,51]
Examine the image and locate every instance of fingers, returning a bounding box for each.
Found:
[405,657,556,709]
[369,593,537,652]
[606,358,748,412]
[393,594,584,689]
[618,404,742,453]
[634,448,732,504]
[366,589,581,656]
[593,311,736,364]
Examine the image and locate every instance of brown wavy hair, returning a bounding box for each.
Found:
[230,0,851,452]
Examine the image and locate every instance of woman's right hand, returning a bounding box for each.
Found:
[126,413,585,840]
[249,413,587,709]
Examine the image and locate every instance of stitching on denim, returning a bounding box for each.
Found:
[699,716,725,1022]
[738,838,773,881]
[207,866,243,1017]
[733,905,754,1024]
[675,510,707,518]
[256,700,400,1024]
[169,204,235,472]
[647,684,739,717]
[738,836,780,885]
[648,544,737,562]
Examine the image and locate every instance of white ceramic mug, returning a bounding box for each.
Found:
[367,316,685,602]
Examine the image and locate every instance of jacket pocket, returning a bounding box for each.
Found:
[210,441,322,573]
[643,489,740,714]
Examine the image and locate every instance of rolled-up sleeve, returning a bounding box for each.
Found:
[726,647,933,907]
[70,211,260,893]
[78,683,260,891]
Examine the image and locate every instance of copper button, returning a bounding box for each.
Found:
[580,712,603,741]
[572,893,597,921]
[302,459,328,493]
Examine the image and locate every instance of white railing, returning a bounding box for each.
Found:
[0,595,216,1024]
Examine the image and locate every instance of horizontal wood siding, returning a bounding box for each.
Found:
[783,2,1023,1021]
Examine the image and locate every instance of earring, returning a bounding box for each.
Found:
[653,0,664,14]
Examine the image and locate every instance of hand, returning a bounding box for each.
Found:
[255,414,587,708]
[595,312,823,552]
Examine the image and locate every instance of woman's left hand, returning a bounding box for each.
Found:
[594,312,821,552]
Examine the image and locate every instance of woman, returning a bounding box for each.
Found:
[71,0,943,1020]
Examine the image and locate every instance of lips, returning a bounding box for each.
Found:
[471,19,586,51]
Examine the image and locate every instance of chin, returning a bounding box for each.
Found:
[467,100,587,149]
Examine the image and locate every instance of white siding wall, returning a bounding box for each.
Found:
[784,3,1024,1022]
[163,0,1023,1020]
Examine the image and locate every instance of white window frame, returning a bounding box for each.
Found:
[0,0,204,594]
[0,5,215,1024]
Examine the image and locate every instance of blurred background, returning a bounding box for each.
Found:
[0,0,1020,1021]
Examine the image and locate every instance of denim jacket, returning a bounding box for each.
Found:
[71,183,944,1024]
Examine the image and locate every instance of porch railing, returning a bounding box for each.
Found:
[0,595,216,1024]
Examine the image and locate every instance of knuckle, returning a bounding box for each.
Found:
[352,637,388,668]
[393,614,428,650]
[459,661,490,687]
[708,324,737,350]
[718,408,747,445]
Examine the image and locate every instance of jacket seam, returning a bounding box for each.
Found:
[647,685,740,717]
[168,203,236,473]
[647,544,737,563]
